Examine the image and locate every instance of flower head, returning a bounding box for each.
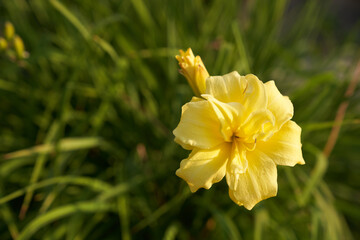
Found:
[173,71,304,210]
[175,48,209,97]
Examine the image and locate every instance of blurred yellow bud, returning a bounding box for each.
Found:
[176,48,209,97]
[0,37,7,50]
[5,21,15,40]
[14,35,25,59]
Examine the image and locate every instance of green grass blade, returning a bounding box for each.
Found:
[17,201,113,240]
[0,176,111,205]
[232,22,251,73]
[132,188,191,232]
[130,0,155,30]
[299,144,328,206]
[163,222,180,240]
[19,121,60,219]
[2,137,104,161]
[49,0,91,40]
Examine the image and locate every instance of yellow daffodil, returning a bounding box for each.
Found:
[175,48,209,97]
[173,71,305,210]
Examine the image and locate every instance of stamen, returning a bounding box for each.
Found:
[231,134,240,142]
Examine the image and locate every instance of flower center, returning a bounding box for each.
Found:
[231,133,256,151]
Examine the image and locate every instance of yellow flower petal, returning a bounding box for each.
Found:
[205,71,247,103]
[264,81,294,131]
[226,150,278,210]
[237,109,275,142]
[229,141,248,175]
[206,72,267,117]
[176,143,231,192]
[242,74,268,116]
[173,99,225,150]
[256,120,305,166]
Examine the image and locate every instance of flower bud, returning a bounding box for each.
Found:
[0,37,7,51]
[14,35,25,59]
[176,48,209,97]
[5,21,15,40]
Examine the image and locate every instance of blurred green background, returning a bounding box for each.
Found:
[0,0,359,239]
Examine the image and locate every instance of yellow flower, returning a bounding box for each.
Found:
[173,71,305,210]
[175,48,209,97]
